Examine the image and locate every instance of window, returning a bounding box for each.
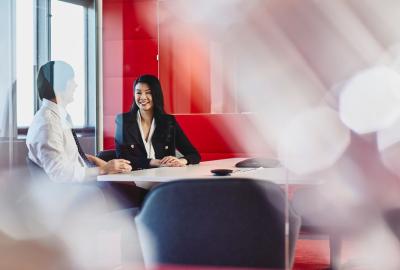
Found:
[16,0,95,129]
[51,0,86,127]
[16,0,35,127]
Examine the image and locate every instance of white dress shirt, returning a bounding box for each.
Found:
[26,99,99,182]
[137,111,156,159]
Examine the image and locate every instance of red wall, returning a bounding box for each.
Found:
[102,0,214,149]
[102,0,262,159]
[158,1,211,113]
[102,0,158,149]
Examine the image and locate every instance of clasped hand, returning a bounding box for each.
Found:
[150,156,187,167]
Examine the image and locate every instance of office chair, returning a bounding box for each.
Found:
[135,178,301,269]
[25,156,52,183]
[97,149,117,162]
[25,156,110,209]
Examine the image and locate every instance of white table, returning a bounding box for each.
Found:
[97,158,313,189]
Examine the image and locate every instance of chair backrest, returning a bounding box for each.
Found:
[135,178,301,269]
[97,149,116,162]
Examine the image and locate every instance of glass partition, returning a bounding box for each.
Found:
[3,0,400,268]
[158,1,294,268]
[156,1,400,269]
[1,0,101,267]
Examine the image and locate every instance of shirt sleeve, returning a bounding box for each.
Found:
[32,117,98,182]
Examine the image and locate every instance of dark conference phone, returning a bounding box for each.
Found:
[235,158,280,168]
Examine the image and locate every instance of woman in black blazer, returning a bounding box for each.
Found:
[115,74,201,170]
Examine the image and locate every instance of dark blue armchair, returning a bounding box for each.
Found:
[135,178,301,269]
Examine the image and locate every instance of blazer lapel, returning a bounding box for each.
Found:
[125,111,146,151]
[152,115,168,158]
[152,114,169,141]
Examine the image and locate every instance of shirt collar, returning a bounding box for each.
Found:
[41,99,71,127]
[137,110,155,128]
[137,110,156,157]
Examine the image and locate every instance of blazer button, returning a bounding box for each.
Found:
[130,144,134,149]
[165,146,169,150]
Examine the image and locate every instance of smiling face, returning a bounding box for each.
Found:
[135,82,154,112]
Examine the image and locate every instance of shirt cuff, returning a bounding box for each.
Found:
[85,167,100,181]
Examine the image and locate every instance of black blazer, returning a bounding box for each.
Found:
[115,111,201,170]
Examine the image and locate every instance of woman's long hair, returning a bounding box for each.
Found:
[131,74,166,116]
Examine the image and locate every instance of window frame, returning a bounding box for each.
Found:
[17,0,96,132]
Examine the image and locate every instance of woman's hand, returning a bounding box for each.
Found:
[149,159,162,167]
[160,156,187,167]
[149,157,188,167]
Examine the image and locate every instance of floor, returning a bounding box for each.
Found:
[293,239,355,270]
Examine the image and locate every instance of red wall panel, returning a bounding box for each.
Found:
[123,39,158,77]
[158,2,211,114]
[102,1,123,41]
[102,0,158,149]
[103,77,123,116]
[103,40,123,78]
[102,1,230,155]
[122,0,157,40]
[175,114,273,161]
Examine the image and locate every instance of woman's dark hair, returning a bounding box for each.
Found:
[131,74,165,115]
[37,61,74,100]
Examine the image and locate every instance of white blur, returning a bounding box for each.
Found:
[3,0,400,269]
[339,66,400,134]
[278,106,350,175]
[155,0,400,269]
[0,168,141,270]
